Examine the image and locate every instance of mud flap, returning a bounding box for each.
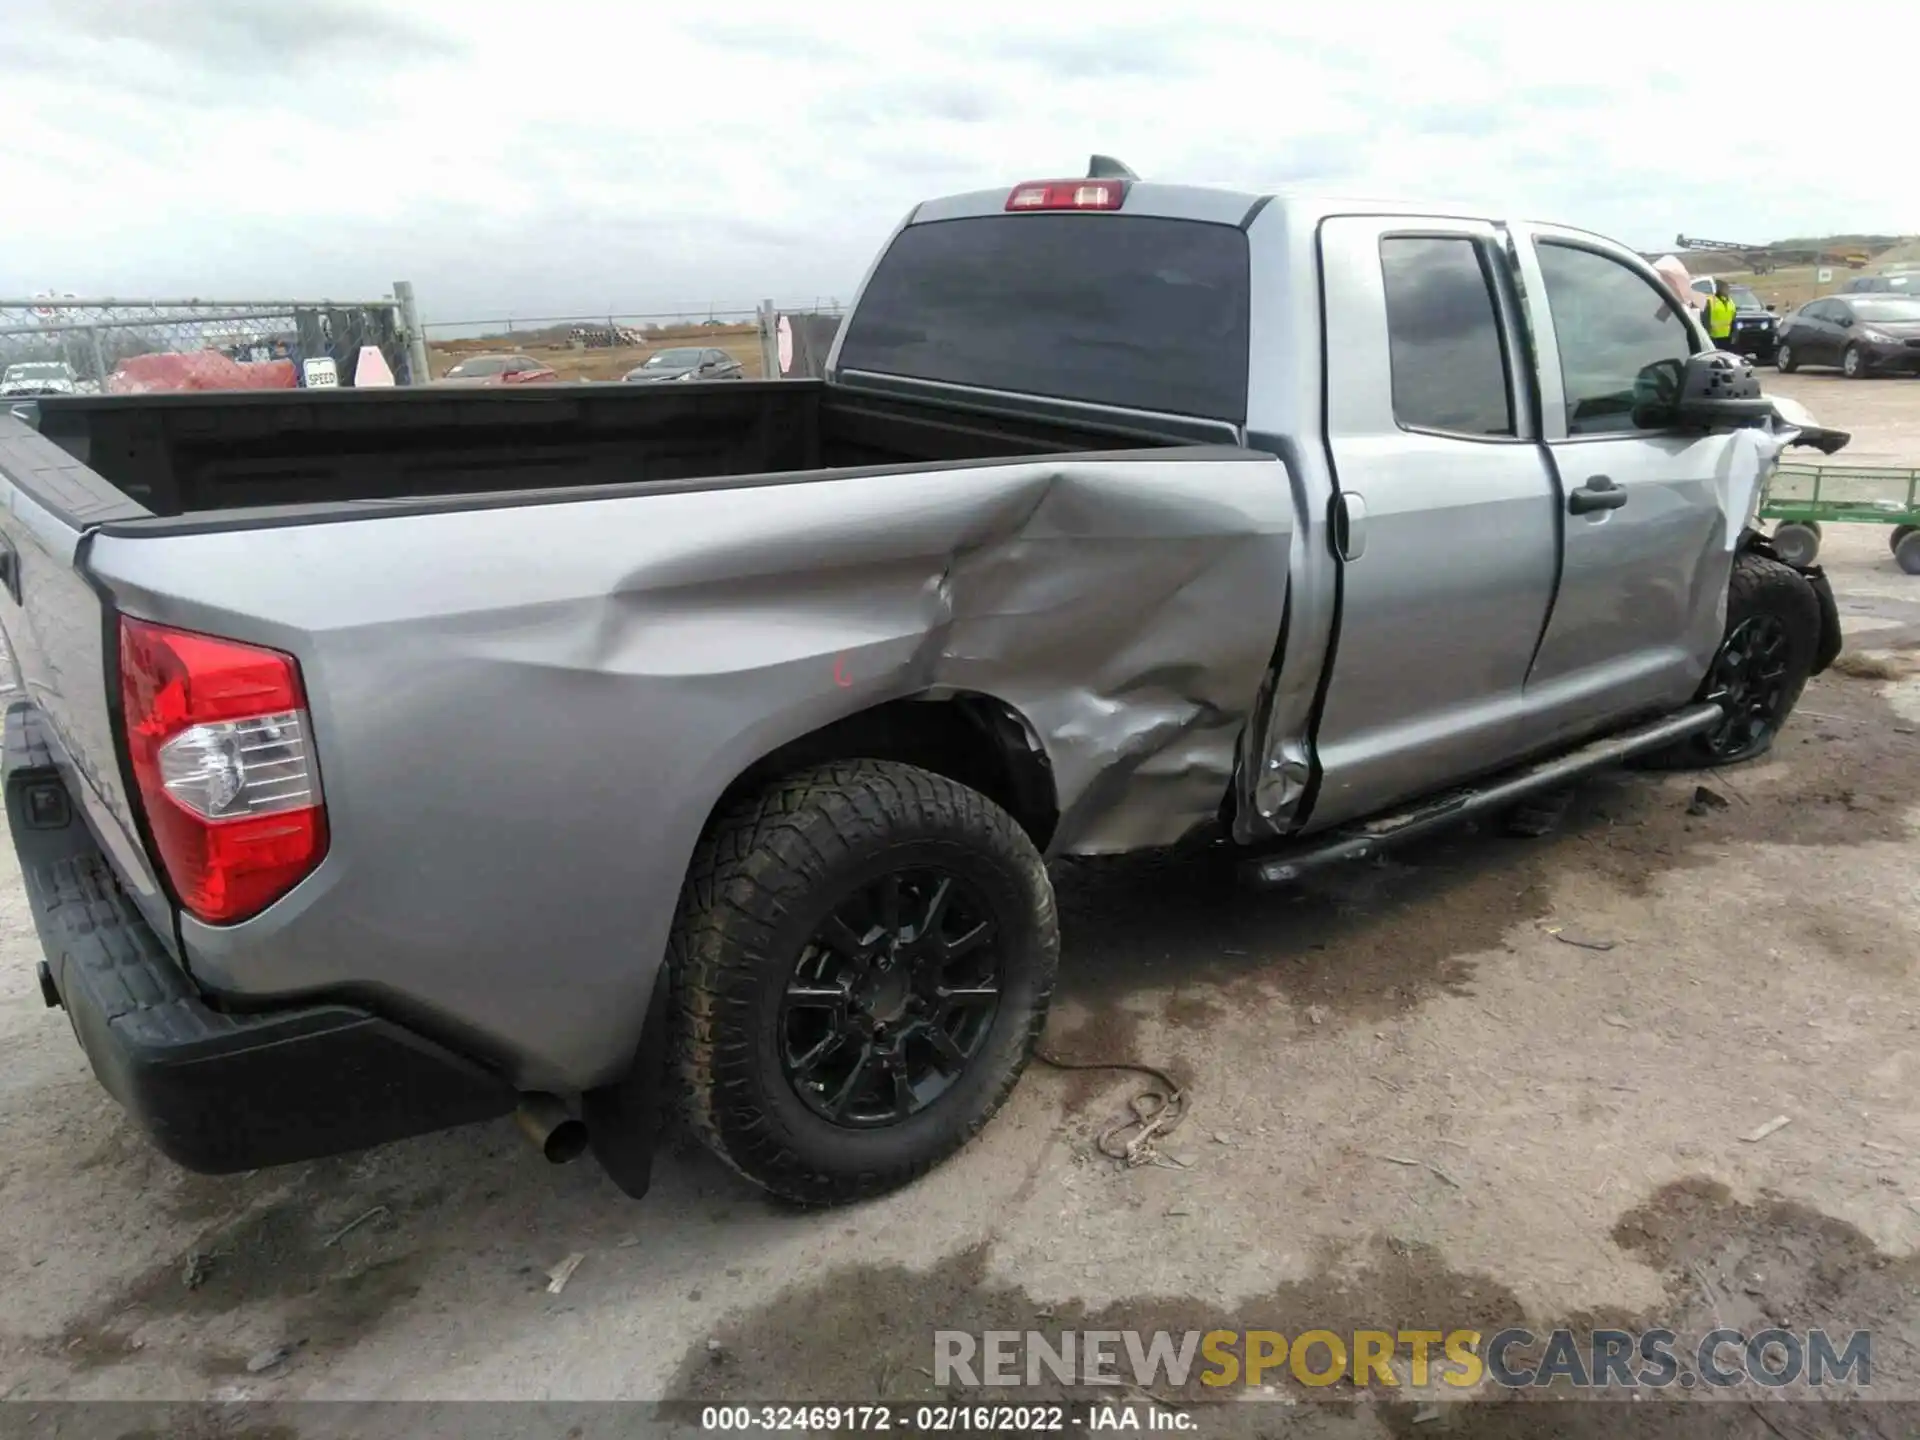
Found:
[1802,565,1842,676]
[580,965,672,1200]
[1739,528,1841,676]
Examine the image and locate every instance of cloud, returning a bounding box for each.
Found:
[1,0,1915,326]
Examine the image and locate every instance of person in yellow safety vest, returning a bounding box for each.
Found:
[1704,280,1739,350]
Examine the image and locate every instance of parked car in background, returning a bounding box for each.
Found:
[1776,296,1920,378]
[622,347,743,383]
[436,354,559,386]
[1840,273,1920,295]
[1689,278,1778,362]
[1,362,79,398]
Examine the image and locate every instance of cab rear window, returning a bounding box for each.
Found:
[836,214,1250,423]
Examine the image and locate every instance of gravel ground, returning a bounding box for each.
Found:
[0,374,1916,1434]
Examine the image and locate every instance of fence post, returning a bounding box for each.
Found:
[758,298,779,380]
[86,327,108,386]
[393,280,431,385]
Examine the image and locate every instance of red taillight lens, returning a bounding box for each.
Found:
[119,617,329,925]
[1005,180,1126,212]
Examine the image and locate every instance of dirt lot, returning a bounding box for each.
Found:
[0,373,1916,1431]
[428,325,766,383]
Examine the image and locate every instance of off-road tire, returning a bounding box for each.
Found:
[1642,553,1821,770]
[672,760,1057,1205]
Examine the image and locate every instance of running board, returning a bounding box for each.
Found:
[1239,702,1724,889]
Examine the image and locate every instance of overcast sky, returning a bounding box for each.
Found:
[4,0,1916,329]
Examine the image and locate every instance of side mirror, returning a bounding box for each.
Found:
[1637,351,1774,431]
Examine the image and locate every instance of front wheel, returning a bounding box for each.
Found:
[1842,344,1870,379]
[671,760,1058,1204]
[1643,553,1820,769]
[1775,343,1799,374]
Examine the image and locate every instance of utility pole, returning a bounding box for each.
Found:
[393,280,431,385]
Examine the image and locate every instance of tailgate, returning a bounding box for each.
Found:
[0,411,172,939]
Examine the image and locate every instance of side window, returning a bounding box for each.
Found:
[1535,242,1693,437]
[1378,235,1515,437]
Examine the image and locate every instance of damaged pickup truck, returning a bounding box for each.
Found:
[0,160,1849,1206]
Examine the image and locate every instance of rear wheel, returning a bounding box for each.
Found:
[1892,524,1916,557]
[671,760,1057,1205]
[1842,343,1870,379]
[1643,553,1820,769]
[1770,521,1821,567]
[1775,343,1798,374]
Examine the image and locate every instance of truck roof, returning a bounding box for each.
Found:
[907,178,1613,247]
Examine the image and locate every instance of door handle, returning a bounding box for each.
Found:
[1333,491,1367,561]
[1568,475,1629,515]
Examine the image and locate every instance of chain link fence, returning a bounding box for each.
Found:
[0,294,423,394]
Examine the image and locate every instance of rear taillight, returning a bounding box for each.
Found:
[118,618,328,925]
[1005,180,1126,212]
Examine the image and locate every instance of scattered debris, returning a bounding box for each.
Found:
[245,1344,293,1375]
[1412,1405,1444,1425]
[1036,1050,1188,1166]
[1687,785,1730,817]
[1374,1153,1462,1188]
[707,1338,725,1362]
[1221,948,1248,957]
[1830,652,1902,681]
[1306,1005,1328,1027]
[546,1251,587,1295]
[322,1204,390,1248]
[1602,1014,1632,1029]
[1863,1142,1901,1155]
[1742,1115,1792,1144]
[1166,1206,1193,1217]
[1545,926,1616,952]
[181,1251,212,1290]
[1212,1132,1235,1146]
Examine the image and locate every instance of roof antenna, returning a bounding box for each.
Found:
[1087,154,1138,180]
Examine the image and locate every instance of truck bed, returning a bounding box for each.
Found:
[25,381,1193,517]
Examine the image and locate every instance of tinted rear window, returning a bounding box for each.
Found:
[836,214,1250,423]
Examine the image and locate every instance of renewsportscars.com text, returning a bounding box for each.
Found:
[933,1327,1873,1391]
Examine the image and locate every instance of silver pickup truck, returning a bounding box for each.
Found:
[0,161,1849,1207]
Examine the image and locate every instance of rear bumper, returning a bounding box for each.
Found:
[6,702,515,1174]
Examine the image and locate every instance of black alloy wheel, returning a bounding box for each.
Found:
[780,867,1003,1127]
[1699,614,1793,760]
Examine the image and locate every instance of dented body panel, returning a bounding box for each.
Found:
[80,447,1294,1088]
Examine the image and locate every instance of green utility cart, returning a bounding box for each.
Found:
[1761,461,1920,575]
